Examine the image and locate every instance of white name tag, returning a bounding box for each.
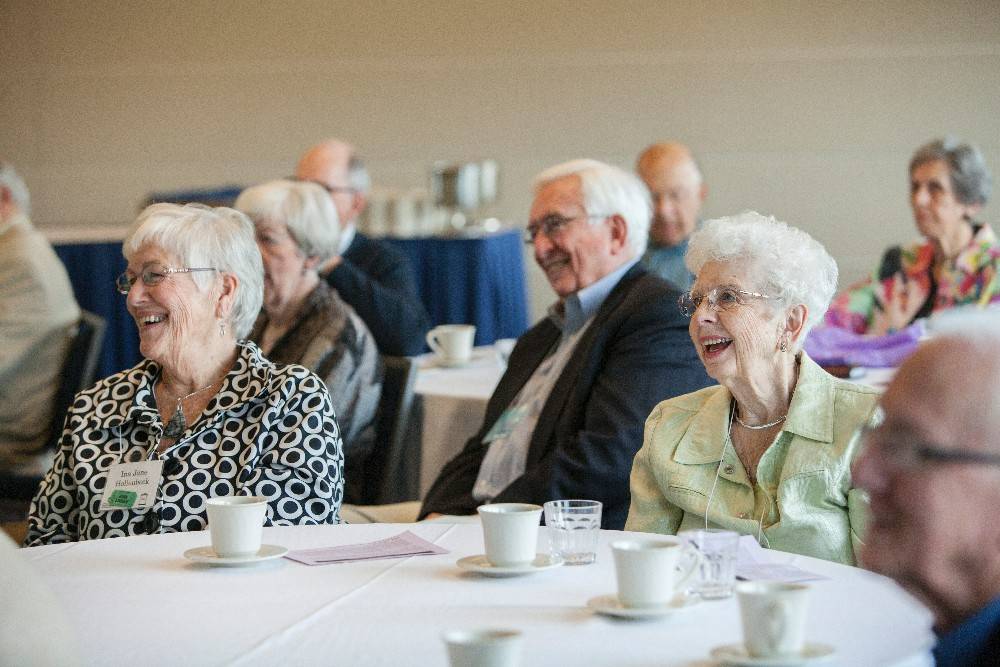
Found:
[98,460,164,511]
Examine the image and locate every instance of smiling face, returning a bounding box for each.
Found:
[529,175,626,298]
[254,219,314,314]
[125,244,222,371]
[853,342,1000,629]
[687,261,786,387]
[910,159,979,243]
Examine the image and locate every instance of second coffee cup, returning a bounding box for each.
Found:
[477,503,543,567]
[427,324,476,366]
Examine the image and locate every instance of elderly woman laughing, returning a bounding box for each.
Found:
[26,204,343,545]
[625,212,878,565]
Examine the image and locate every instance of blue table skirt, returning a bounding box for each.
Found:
[55,230,529,380]
[385,229,530,347]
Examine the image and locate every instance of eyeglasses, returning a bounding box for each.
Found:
[522,213,611,244]
[289,177,355,195]
[859,414,1000,474]
[115,265,219,295]
[678,285,774,317]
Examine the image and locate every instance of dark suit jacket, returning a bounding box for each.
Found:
[419,264,715,529]
[326,232,430,356]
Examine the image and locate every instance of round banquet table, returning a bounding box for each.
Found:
[18,523,933,666]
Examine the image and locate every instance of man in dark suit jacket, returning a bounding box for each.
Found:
[419,159,713,529]
[296,139,430,356]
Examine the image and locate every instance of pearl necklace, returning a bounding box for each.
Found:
[734,411,787,430]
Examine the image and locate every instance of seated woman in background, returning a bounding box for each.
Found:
[625,212,878,565]
[235,180,381,504]
[826,137,998,335]
[25,204,343,546]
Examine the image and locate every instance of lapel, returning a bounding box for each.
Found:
[523,264,647,463]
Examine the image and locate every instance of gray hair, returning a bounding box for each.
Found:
[123,203,264,339]
[686,211,838,341]
[0,162,30,216]
[533,159,651,257]
[910,137,992,207]
[234,179,341,262]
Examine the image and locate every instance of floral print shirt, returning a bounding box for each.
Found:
[25,341,343,546]
[825,224,1000,334]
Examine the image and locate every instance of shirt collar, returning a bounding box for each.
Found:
[88,341,273,431]
[338,224,357,255]
[647,236,689,255]
[672,353,838,465]
[548,258,639,335]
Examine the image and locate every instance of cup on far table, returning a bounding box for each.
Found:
[426,324,476,366]
[477,503,542,567]
[443,628,523,667]
[679,528,740,599]
[543,499,602,565]
[205,495,267,558]
[611,537,700,608]
[736,581,810,658]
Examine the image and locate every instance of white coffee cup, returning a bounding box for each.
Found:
[477,503,542,567]
[611,538,701,608]
[443,628,523,667]
[427,324,476,366]
[736,582,810,658]
[205,495,268,558]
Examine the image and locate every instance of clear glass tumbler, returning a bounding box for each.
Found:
[679,528,740,599]
[543,499,602,565]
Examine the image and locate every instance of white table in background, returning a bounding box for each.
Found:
[19,523,933,666]
[414,348,505,496]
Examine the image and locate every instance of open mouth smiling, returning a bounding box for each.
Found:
[702,337,733,354]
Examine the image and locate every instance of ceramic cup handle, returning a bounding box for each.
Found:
[426,330,443,356]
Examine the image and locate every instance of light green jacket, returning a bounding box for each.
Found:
[625,354,878,565]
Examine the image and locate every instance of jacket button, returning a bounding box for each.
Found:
[738,512,750,520]
[724,464,735,475]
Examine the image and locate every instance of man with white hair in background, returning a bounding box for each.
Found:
[853,315,1000,666]
[419,159,712,529]
[0,162,80,476]
[295,139,430,356]
[636,141,707,290]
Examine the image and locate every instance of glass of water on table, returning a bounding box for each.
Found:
[679,528,740,599]
[543,500,602,565]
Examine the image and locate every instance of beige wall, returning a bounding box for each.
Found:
[3,1,999,322]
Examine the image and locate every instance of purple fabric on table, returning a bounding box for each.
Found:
[804,321,925,368]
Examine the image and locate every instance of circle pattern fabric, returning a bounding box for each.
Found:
[25,341,344,545]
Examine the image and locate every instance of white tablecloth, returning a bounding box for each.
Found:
[19,523,933,666]
[414,349,504,496]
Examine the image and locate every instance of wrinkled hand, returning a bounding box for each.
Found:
[871,273,928,335]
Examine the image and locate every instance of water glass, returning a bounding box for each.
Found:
[680,528,739,599]
[543,499,602,565]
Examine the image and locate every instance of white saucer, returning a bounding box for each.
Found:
[710,643,835,666]
[183,544,289,566]
[456,553,563,577]
[586,593,699,619]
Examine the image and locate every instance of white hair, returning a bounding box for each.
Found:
[123,203,264,339]
[0,162,30,216]
[234,179,341,261]
[533,159,651,257]
[686,211,838,340]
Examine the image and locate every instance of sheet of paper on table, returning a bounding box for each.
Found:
[285,530,449,566]
[735,535,829,583]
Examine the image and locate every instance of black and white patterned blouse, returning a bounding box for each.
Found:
[25,341,343,546]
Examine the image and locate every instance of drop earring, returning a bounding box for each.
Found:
[219,320,226,337]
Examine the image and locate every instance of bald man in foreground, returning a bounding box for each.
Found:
[636,142,707,290]
[854,317,1000,666]
[295,139,429,356]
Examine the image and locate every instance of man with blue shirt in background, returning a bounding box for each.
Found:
[420,159,713,529]
[637,142,707,291]
[854,317,1000,667]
